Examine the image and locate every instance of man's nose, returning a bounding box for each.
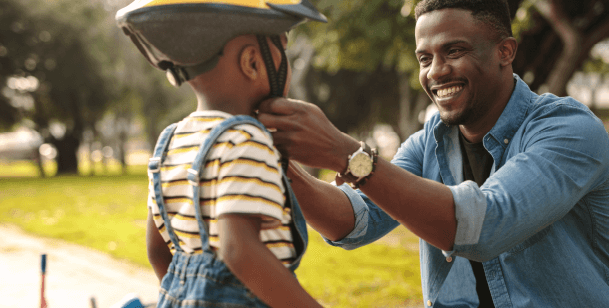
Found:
[427,57,451,81]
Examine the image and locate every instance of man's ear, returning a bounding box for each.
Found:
[498,37,518,67]
[240,45,261,80]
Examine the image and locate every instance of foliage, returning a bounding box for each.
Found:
[0,173,422,307]
[298,0,419,75]
[289,0,428,140]
[0,0,113,174]
[0,0,193,175]
[509,0,609,96]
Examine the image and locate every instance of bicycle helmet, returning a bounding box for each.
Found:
[116,0,327,93]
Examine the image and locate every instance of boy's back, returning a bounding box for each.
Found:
[147,110,296,263]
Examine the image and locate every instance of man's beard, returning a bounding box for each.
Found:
[438,99,486,127]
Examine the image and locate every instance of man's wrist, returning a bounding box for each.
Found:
[337,141,378,189]
[334,138,361,174]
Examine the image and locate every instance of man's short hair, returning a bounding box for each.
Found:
[414,0,513,41]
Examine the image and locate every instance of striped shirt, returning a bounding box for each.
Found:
[147,110,296,265]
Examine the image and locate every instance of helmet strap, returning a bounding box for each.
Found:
[165,53,221,87]
[256,34,288,98]
[256,34,290,172]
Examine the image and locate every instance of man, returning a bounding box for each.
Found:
[257,0,609,307]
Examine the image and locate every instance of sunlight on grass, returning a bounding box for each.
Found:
[0,171,422,307]
[0,160,148,177]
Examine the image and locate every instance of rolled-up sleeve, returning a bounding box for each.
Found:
[323,183,400,249]
[322,128,431,250]
[448,181,487,247]
[450,101,609,262]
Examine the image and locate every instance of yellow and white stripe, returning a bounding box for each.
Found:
[147,110,295,264]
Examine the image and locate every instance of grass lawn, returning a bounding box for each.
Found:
[0,162,422,307]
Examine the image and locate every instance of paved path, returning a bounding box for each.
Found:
[0,224,159,308]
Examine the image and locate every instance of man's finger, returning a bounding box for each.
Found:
[258,112,299,132]
[258,97,304,115]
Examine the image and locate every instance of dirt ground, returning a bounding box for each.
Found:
[0,223,422,308]
[0,223,159,308]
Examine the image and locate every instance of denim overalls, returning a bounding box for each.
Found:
[148,115,308,308]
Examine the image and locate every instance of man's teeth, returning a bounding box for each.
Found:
[436,85,463,98]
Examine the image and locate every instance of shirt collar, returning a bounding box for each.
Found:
[486,74,532,147]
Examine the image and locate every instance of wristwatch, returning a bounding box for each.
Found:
[338,141,378,188]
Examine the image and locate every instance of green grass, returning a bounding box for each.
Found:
[0,166,422,307]
[0,159,149,177]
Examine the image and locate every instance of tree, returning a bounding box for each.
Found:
[0,0,114,175]
[291,0,428,142]
[508,0,609,97]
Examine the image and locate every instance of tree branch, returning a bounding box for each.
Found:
[534,0,583,95]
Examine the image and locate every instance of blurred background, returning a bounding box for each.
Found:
[1,0,609,177]
[1,0,609,307]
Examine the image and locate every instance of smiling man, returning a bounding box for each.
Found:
[257,0,609,307]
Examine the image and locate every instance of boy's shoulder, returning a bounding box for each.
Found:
[171,111,275,152]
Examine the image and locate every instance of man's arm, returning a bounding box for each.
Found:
[286,162,355,241]
[146,208,173,282]
[258,98,456,251]
[218,214,323,308]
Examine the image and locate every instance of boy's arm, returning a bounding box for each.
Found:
[146,208,173,282]
[218,214,323,308]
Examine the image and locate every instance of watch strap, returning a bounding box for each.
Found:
[337,143,378,189]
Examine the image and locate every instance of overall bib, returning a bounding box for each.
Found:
[148,115,308,308]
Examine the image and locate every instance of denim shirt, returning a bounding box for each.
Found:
[327,75,609,307]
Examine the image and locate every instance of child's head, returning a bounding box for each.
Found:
[117,0,326,110]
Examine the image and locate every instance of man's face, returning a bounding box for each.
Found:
[415,8,503,126]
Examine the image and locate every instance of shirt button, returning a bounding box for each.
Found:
[427,300,432,306]
[504,138,509,144]
[446,257,453,263]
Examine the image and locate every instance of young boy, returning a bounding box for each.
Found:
[115,1,327,307]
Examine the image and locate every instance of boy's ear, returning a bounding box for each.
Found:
[240,45,261,80]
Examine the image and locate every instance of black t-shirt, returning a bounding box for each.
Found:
[459,132,495,308]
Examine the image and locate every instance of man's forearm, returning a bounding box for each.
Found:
[288,162,355,241]
[358,158,457,251]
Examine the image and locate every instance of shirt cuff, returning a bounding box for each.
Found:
[448,180,487,247]
[322,183,369,246]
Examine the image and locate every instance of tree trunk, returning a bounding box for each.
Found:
[53,133,80,175]
[34,148,45,178]
[118,130,128,175]
[534,0,582,96]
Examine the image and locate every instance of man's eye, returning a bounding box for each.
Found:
[448,48,462,55]
[419,56,431,65]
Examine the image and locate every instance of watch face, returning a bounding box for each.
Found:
[349,152,373,177]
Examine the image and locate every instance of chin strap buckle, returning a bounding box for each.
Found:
[166,66,188,87]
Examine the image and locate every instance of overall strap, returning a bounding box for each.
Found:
[148,123,185,252]
[187,115,273,253]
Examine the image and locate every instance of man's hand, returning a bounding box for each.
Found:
[257,97,360,172]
